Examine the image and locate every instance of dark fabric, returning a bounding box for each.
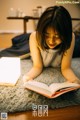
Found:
[0,33,31,57]
[73,33,80,58]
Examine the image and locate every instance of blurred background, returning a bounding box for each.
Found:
[0,0,80,48]
[0,0,80,33]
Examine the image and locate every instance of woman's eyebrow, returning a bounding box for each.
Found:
[45,32,58,36]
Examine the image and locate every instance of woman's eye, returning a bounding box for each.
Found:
[45,35,50,39]
[55,35,59,38]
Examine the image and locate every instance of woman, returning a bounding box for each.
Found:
[23,6,80,84]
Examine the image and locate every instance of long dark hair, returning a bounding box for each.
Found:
[36,6,72,54]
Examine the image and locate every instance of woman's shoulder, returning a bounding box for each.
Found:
[71,32,75,47]
[72,32,75,41]
[29,31,37,43]
[30,31,42,50]
[30,31,36,39]
[29,31,42,51]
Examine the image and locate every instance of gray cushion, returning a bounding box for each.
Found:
[0,58,80,113]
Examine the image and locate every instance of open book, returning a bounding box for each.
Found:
[0,57,21,86]
[24,80,80,98]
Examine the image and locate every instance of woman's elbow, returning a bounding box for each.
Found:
[33,65,43,73]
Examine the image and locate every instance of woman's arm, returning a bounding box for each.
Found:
[61,33,80,84]
[23,32,43,82]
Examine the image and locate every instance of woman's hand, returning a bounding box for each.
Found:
[22,75,33,84]
[72,79,80,84]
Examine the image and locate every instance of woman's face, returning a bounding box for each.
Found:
[45,27,62,49]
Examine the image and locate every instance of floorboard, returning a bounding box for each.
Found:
[7,105,80,120]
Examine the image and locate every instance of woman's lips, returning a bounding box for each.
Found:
[49,44,55,47]
[49,44,54,46]
[48,43,57,48]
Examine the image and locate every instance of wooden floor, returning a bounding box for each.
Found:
[7,105,80,120]
[0,33,20,48]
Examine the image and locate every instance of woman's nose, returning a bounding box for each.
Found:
[50,39,53,44]
[50,37,54,43]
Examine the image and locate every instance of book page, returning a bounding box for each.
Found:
[0,57,21,85]
[24,81,52,97]
[49,82,80,94]
[25,81,49,90]
[51,86,80,98]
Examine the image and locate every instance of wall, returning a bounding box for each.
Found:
[0,0,80,33]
